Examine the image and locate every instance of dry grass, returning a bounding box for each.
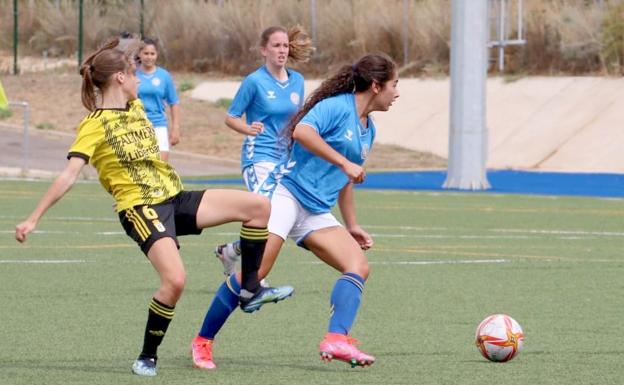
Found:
[0,70,445,170]
[518,1,605,73]
[3,0,624,75]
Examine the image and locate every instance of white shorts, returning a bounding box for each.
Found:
[243,161,277,193]
[268,183,341,246]
[154,126,169,152]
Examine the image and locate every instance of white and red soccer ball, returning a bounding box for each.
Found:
[475,314,524,362]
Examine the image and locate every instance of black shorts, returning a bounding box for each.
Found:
[119,190,205,255]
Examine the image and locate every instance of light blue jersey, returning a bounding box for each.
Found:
[137,67,179,127]
[279,93,375,214]
[228,66,304,170]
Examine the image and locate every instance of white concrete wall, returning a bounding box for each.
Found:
[192,77,624,173]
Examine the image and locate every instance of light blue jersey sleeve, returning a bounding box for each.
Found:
[299,98,337,136]
[163,71,179,106]
[227,76,255,119]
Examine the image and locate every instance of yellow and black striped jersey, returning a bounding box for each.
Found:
[68,99,183,212]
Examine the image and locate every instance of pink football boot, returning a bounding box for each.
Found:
[191,335,216,370]
[319,333,375,368]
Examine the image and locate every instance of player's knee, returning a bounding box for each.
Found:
[341,261,369,280]
[252,195,271,222]
[349,250,370,279]
[358,261,370,280]
[260,195,271,217]
[165,273,186,299]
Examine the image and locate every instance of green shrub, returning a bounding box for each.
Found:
[0,108,11,119]
[35,122,55,130]
[601,3,624,74]
[214,98,232,110]
[178,79,195,92]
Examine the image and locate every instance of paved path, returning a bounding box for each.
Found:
[0,125,239,178]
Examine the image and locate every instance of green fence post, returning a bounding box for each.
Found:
[140,0,145,37]
[13,0,18,75]
[78,0,84,66]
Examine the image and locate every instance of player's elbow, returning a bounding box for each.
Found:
[292,125,305,142]
[224,115,237,130]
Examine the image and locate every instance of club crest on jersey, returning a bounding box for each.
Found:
[151,77,161,87]
[344,129,354,141]
[290,92,300,105]
[153,220,166,232]
[266,90,276,99]
[361,144,370,160]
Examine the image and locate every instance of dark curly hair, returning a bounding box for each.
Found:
[283,53,396,149]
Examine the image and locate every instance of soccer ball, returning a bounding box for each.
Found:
[475,314,524,362]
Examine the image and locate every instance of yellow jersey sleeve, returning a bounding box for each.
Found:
[67,114,105,162]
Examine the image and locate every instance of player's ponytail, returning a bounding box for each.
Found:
[259,25,315,63]
[287,25,314,63]
[79,38,138,111]
[79,62,98,112]
[283,53,397,149]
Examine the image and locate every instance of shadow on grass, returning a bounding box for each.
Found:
[167,354,374,374]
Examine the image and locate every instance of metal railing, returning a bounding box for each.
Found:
[488,0,526,72]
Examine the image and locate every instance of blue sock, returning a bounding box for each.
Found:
[328,272,365,335]
[198,274,240,339]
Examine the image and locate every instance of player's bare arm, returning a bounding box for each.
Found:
[15,156,86,242]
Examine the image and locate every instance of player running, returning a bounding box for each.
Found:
[191,53,399,369]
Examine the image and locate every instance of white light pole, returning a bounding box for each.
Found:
[443,0,490,190]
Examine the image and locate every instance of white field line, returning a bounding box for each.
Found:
[366,225,624,238]
[365,225,448,231]
[0,259,88,264]
[491,228,624,237]
[304,259,509,266]
[0,177,98,183]
[1,227,622,240]
[94,231,251,237]
[0,215,116,222]
[2,215,621,238]
[0,230,239,236]
[0,230,82,235]
[370,234,533,239]
[0,230,570,240]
